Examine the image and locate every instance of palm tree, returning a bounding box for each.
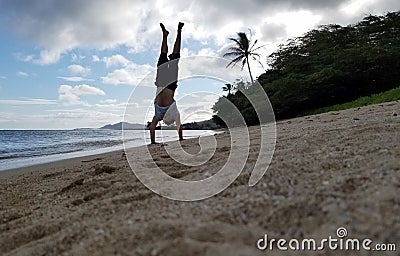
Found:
[222,83,234,95]
[223,31,264,84]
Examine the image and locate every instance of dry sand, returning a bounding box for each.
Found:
[0,101,399,256]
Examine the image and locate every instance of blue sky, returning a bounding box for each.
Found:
[0,0,398,129]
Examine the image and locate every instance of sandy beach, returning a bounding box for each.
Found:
[0,101,399,255]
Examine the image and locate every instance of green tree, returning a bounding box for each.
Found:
[213,12,400,122]
[223,31,264,84]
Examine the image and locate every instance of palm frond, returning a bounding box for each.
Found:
[226,55,244,68]
[223,51,243,58]
[229,38,244,49]
[249,39,258,51]
[242,57,247,68]
[226,46,244,52]
[250,44,266,52]
[251,55,266,70]
[251,52,261,58]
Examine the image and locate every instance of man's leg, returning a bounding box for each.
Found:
[172,22,184,54]
[160,23,169,54]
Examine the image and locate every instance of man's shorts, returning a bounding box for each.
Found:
[154,100,179,125]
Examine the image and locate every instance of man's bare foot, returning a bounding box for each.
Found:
[160,23,169,36]
[178,22,184,31]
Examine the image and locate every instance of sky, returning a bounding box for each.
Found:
[0,0,398,129]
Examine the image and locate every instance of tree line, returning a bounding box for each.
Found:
[213,11,400,125]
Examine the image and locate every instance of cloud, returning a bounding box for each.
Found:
[67,64,91,76]
[0,109,122,129]
[16,71,28,76]
[177,92,220,122]
[22,108,123,129]
[197,48,217,56]
[1,0,397,65]
[260,22,287,42]
[71,53,86,62]
[178,56,249,83]
[0,99,57,105]
[0,0,158,64]
[51,109,121,121]
[100,99,117,104]
[92,55,101,62]
[58,84,105,105]
[0,112,18,123]
[57,76,95,82]
[102,54,131,68]
[102,62,154,86]
[36,49,63,65]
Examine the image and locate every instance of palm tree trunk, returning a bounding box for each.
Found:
[246,56,254,84]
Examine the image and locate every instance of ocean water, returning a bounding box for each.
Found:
[0,129,217,171]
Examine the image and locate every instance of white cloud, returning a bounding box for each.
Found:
[36,49,63,65]
[0,112,18,123]
[58,84,105,105]
[23,108,123,129]
[92,55,100,62]
[53,109,120,120]
[1,0,396,65]
[260,22,287,42]
[262,10,322,39]
[0,99,57,105]
[102,62,154,86]
[15,53,34,62]
[57,76,95,82]
[0,110,119,129]
[340,0,378,15]
[67,64,91,76]
[179,56,249,83]
[197,48,217,56]
[16,71,28,77]
[177,92,220,122]
[1,1,161,64]
[100,99,117,104]
[71,53,86,62]
[102,54,131,68]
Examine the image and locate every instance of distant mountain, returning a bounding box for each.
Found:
[100,122,145,130]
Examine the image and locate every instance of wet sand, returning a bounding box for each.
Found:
[0,101,399,255]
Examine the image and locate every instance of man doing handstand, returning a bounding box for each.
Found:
[150,22,184,144]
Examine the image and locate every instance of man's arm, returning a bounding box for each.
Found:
[175,114,183,141]
[178,125,183,141]
[150,116,158,144]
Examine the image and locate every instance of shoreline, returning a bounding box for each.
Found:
[0,101,399,255]
[0,147,125,174]
[0,129,220,173]
[0,149,125,179]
